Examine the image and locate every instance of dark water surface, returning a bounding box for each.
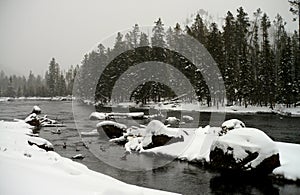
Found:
[1,100,300,195]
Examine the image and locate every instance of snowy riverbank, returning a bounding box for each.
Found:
[0,120,177,195]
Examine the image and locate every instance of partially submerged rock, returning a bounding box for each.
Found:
[164,117,180,127]
[110,120,185,152]
[96,121,127,139]
[71,154,85,160]
[27,136,54,151]
[210,128,280,174]
[31,105,41,115]
[24,113,41,128]
[219,119,245,136]
[182,115,194,123]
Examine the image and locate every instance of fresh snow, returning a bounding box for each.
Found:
[108,119,300,181]
[211,128,278,168]
[96,120,127,130]
[273,142,300,181]
[0,120,178,195]
[221,119,245,130]
[89,111,144,120]
[33,105,41,112]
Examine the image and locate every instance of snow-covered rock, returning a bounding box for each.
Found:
[221,119,245,130]
[24,113,41,128]
[80,129,99,137]
[142,120,184,149]
[96,121,127,139]
[210,128,280,174]
[111,120,186,152]
[71,154,85,160]
[31,105,41,114]
[164,117,180,127]
[89,112,109,120]
[27,136,54,151]
[182,115,194,123]
[40,115,65,127]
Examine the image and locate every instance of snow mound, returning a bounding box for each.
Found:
[210,128,279,169]
[273,142,300,181]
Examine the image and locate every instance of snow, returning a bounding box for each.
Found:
[273,142,300,181]
[27,136,53,149]
[221,119,245,130]
[96,120,127,130]
[211,128,279,168]
[143,125,219,162]
[182,115,194,122]
[0,120,178,195]
[80,129,99,137]
[89,112,108,120]
[109,118,300,181]
[33,105,41,112]
[89,112,144,120]
[24,113,38,123]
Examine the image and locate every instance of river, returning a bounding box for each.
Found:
[1,100,300,194]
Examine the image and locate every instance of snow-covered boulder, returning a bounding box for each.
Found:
[24,113,41,128]
[27,136,54,151]
[219,119,245,135]
[96,121,127,139]
[221,119,245,130]
[40,115,65,127]
[164,117,180,127]
[210,128,280,174]
[31,105,41,114]
[182,115,194,123]
[89,112,109,120]
[143,120,184,149]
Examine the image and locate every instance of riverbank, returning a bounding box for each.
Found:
[0,120,177,195]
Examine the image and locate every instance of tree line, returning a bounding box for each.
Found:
[1,3,299,108]
[0,58,78,97]
[76,5,300,107]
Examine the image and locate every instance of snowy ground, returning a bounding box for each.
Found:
[105,101,300,117]
[0,96,74,102]
[0,120,178,195]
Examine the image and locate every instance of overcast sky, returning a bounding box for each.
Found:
[0,0,297,76]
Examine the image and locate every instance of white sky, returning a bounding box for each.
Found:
[0,0,297,76]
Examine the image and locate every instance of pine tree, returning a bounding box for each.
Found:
[223,11,238,104]
[5,76,15,97]
[260,13,276,108]
[278,33,294,106]
[151,18,166,48]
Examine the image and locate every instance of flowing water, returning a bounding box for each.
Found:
[1,100,300,195]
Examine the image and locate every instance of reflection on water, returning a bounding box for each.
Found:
[1,100,300,194]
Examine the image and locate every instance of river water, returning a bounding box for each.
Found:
[1,100,300,194]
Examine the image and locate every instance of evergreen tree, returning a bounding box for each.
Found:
[260,13,276,108]
[223,11,238,104]
[5,76,15,97]
[151,18,166,47]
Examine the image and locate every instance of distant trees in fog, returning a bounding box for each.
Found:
[0,58,78,97]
